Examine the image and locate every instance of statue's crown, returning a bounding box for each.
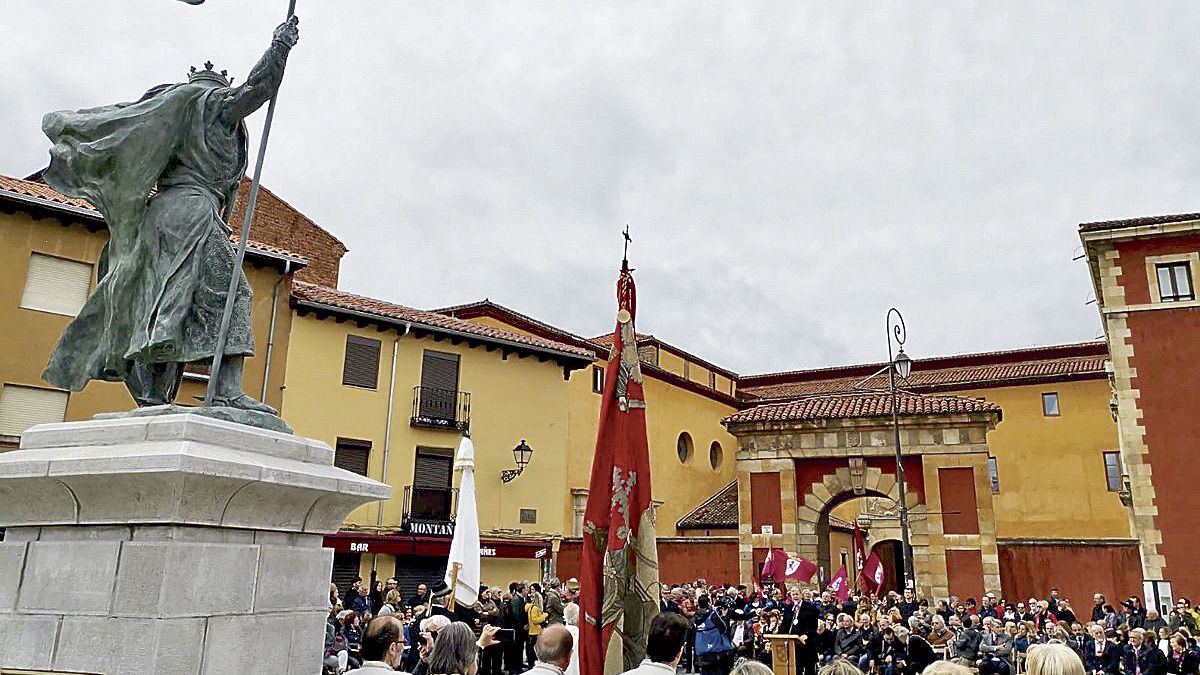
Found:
[188,61,232,87]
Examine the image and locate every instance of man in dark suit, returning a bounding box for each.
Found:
[788,589,821,675]
[1083,623,1121,675]
[1123,628,1168,675]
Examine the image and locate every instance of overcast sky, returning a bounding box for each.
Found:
[5,2,1198,374]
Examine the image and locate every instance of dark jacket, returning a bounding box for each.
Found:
[953,628,982,662]
[897,601,920,620]
[906,636,938,675]
[978,630,1014,664]
[833,628,864,659]
[1083,639,1122,675]
[789,601,820,642]
[1125,643,1169,675]
[1167,648,1200,675]
[544,591,564,625]
[876,635,907,667]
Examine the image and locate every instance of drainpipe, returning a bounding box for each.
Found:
[373,321,410,573]
[260,260,292,402]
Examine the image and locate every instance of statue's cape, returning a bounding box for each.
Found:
[40,83,210,391]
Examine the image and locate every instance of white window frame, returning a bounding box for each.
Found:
[1145,252,1200,305]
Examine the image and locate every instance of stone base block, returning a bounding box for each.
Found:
[0,414,390,675]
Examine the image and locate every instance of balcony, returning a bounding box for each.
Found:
[402,485,459,536]
[410,386,471,432]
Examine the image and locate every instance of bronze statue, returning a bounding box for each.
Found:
[40,18,300,431]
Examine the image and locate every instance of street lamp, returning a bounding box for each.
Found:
[501,439,533,483]
[886,307,916,591]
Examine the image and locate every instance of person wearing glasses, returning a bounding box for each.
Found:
[346,615,411,674]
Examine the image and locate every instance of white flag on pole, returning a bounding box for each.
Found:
[445,434,480,606]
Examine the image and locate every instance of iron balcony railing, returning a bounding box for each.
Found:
[402,485,459,533]
[410,386,471,431]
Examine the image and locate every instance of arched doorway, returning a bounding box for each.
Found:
[816,493,908,595]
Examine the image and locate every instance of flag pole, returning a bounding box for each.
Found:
[204,0,298,407]
[447,562,462,612]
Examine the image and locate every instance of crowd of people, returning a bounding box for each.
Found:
[323,573,1200,675]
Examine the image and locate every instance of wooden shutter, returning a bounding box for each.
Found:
[0,385,69,436]
[20,253,93,317]
[335,438,371,476]
[419,351,460,419]
[413,447,453,488]
[342,335,381,388]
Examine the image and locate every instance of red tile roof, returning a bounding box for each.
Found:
[677,481,738,529]
[0,173,309,266]
[292,282,596,362]
[434,300,607,357]
[724,391,1001,425]
[1079,212,1200,233]
[739,341,1107,399]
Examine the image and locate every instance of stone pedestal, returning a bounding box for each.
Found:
[0,414,391,675]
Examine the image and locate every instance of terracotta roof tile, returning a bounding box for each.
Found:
[434,300,606,356]
[677,481,738,529]
[724,391,1001,426]
[291,282,595,361]
[1079,212,1200,233]
[740,354,1105,399]
[0,173,309,265]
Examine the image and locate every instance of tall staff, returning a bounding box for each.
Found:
[205,0,299,406]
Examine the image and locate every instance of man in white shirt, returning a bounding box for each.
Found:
[620,612,690,675]
[525,625,574,675]
[346,615,411,675]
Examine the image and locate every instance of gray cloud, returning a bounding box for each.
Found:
[4,1,1197,374]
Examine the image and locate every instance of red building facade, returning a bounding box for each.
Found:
[1083,214,1200,603]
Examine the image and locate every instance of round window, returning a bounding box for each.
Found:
[709,441,723,469]
[677,432,693,463]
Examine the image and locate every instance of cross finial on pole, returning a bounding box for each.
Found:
[622,224,632,269]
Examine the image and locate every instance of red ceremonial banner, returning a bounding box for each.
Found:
[578,261,659,675]
[828,565,850,602]
[762,547,818,583]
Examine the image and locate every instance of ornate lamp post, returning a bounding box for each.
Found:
[886,308,916,590]
[501,439,534,483]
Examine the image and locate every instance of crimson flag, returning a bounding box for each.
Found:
[761,547,818,584]
[860,550,885,596]
[579,261,660,675]
[827,565,851,602]
[853,522,866,592]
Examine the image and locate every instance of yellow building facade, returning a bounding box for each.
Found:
[0,172,1135,600]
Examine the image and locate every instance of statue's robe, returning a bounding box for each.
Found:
[41,83,254,392]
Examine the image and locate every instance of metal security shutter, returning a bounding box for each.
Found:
[413,447,453,488]
[332,552,362,600]
[343,335,381,389]
[419,351,459,418]
[395,555,447,600]
[0,385,69,437]
[20,253,93,317]
[335,438,372,476]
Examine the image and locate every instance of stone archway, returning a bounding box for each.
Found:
[797,464,931,597]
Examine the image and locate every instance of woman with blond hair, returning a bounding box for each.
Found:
[1027,643,1085,675]
[733,659,775,675]
[818,657,866,675]
[922,662,973,675]
[526,591,547,669]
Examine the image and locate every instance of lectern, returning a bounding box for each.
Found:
[765,634,801,675]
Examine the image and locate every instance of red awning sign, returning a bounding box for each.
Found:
[325,533,550,560]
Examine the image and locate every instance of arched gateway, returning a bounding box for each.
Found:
[723,390,1004,600]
